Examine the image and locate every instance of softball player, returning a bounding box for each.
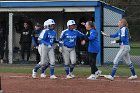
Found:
[102,18,137,80]
[59,20,85,79]
[32,19,57,79]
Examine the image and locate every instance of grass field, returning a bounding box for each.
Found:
[0,64,140,77]
[130,42,140,56]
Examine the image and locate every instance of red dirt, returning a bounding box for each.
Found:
[0,73,140,93]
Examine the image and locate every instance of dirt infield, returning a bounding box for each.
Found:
[0,73,140,93]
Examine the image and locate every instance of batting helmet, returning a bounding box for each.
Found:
[67,20,76,27]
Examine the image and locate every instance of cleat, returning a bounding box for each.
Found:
[87,74,96,80]
[128,75,137,80]
[95,70,102,78]
[104,75,114,80]
[69,73,75,78]
[40,73,46,78]
[66,75,73,79]
[50,75,57,79]
[32,69,37,78]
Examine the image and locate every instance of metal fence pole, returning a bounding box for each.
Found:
[8,13,13,64]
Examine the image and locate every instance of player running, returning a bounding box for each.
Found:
[59,20,85,79]
[101,18,137,80]
[32,19,58,79]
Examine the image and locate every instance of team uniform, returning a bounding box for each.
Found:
[86,28,102,80]
[105,26,137,80]
[32,19,57,79]
[32,28,42,63]
[59,20,85,79]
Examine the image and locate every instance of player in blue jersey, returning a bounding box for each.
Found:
[32,19,58,79]
[102,18,137,80]
[59,20,85,79]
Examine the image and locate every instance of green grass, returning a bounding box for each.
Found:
[0,64,140,77]
[130,48,140,56]
[130,42,140,47]
[130,42,140,56]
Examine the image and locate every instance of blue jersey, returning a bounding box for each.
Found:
[110,27,129,45]
[88,29,99,53]
[38,29,56,46]
[59,29,85,48]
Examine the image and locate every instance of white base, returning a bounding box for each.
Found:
[0,90,3,93]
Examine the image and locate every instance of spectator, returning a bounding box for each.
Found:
[32,23,42,63]
[0,22,6,63]
[19,21,33,63]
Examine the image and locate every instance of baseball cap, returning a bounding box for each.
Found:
[35,22,41,26]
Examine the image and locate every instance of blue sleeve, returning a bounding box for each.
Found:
[110,32,119,38]
[77,30,86,38]
[88,31,97,40]
[32,37,37,46]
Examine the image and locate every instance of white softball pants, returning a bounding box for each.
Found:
[113,45,132,65]
[62,46,76,65]
[38,44,55,65]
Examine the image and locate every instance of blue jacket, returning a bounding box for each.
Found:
[88,29,99,53]
[110,26,129,45]
[32,29,42,46]
[38,29,56,46]
[59,29,85,48]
